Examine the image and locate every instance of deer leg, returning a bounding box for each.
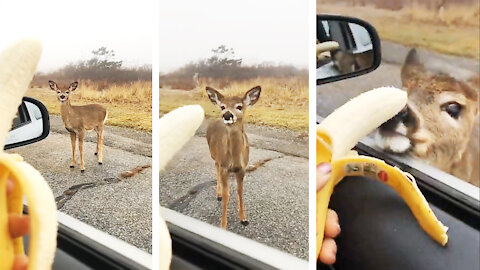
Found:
[98,128,104,165]
[94,130,99,156]
[235,169,248,226]
[215,162,222,201]
[78,131,86,172]
[69,132,77,168]
[219,167,229,229]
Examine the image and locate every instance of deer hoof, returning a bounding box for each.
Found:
[241,220,249,226]
[70,165,75,168]
[98,162,103,165]
[80,169,85,173]
[94,152,98,156]
[217,196,222,201]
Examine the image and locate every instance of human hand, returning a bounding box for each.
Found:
[6,179,29,270]
[317,163,341,265]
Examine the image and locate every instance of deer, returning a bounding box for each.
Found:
[375,49,479,186]
[205,85,261,229]
[48,80,108,173]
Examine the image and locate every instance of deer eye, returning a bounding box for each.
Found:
[65,91,69,94]
[442,102,462,119]
[236,105,243,111]
[57,91,60,94]
[220,105,226,110]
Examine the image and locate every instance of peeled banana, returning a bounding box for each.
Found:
[317,87,448,258]
[0,39,58,269]
[159,105,205,270]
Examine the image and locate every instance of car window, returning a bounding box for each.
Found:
[317,1,480,189]
[159,0,309,261]
[1,0,153,256]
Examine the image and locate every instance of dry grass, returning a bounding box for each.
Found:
[317,2,480,59]
[159,76,309,131]
[27,80,152,131]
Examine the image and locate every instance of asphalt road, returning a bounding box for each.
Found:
[7,115,152,253]
[159,121,309,259]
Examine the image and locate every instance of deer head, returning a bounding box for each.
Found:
[48,80,78,103]
[206,86,261,125]
[376,49,479,173]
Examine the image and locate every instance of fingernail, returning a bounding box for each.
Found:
[318,162,332,174]
[336,224,341,234]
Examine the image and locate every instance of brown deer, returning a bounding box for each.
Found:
[205,86,261,228]
[49,81,108,172]
[375,49,479,186]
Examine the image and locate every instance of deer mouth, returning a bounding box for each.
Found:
[224,119,234,125]
[375,119,412,154]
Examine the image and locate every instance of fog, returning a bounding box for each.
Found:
[159,0,309,73]
[0,0,152,72]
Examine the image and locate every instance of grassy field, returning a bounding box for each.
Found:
[27,81,152,131]
[159,76,309,131]
[317,2,480,59]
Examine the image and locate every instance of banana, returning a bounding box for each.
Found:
[317,87,448,259]
[159,105,205,270]
[0,39,58,270]
[159,105,205,171]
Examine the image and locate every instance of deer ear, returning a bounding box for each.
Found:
[243,86,261,106]
[401,49,427,86]
[48,80,58,91]
[206,86,224,105]
[69,81,78,91]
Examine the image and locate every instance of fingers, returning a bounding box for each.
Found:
[325,209,341,238]
[6,178,14,195]
[319,237,337,265]
[317,162,332,191]
[12,254,28,270]
[8,213,30,238]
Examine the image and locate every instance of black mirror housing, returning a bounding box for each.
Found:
[4,97,50,150]
[317,14,382,85]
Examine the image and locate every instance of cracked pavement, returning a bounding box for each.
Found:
[159,121,309,259]
[7,115,152,253]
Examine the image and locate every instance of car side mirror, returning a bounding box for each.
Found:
[317,14,381,85]
[4,97,50,150]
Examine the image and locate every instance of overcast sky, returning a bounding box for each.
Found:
[159,0,309,73]
[0,0,152,73]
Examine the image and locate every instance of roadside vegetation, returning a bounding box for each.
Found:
[29,47,152,131]
[317,0,480,59]
[159,46,308,131]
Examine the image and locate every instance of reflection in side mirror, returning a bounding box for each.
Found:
[4,97,50,150]
[317,15,381,85]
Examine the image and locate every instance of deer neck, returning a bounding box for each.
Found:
[60,100,75,126]
[227,120,245,133]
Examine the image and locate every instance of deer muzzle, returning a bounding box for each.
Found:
[223,111,235,125]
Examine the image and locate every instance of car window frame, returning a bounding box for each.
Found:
[162,207,308,269]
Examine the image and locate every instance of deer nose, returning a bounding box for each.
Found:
[223,111,233,120]
[60,95,66,99]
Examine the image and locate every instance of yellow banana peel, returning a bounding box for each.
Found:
[316,87,448,258]
[0,40,58,269]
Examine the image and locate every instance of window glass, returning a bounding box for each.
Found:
[1,0,153,255]
[159,0,309,260]
[317,0,480,187]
